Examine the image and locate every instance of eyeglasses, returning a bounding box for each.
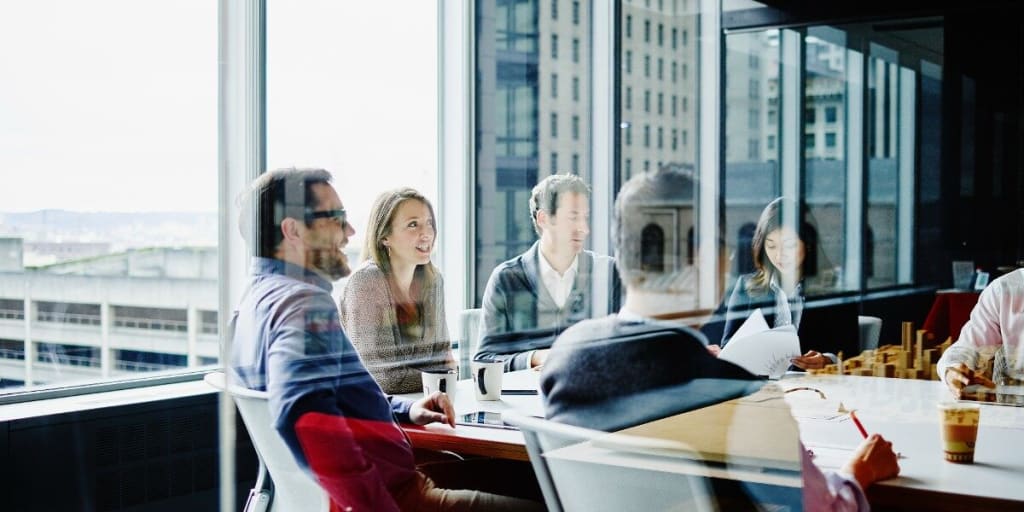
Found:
[784,386,826,400]
[305,208,347,224]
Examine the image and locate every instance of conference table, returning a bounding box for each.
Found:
[396,369,540,461]
[783,374,1024,511]
[397,370,1024,511]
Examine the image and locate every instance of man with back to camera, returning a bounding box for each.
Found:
[475,173,618,371]
[541,165,900,511]
[229,168,541,511]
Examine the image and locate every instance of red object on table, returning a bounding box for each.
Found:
[849,410,869,439]
[921,290,981,346]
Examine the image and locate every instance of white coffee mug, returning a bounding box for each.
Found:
[471,361,504,401]
[421,368,457,401]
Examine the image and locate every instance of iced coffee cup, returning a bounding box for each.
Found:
[938,402,981,463]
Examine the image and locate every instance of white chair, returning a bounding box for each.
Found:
[503,410,715,512]
[204,371,329,512]
[457,308,483,380]
[858,315,883,351]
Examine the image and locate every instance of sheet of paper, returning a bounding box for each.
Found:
[719,321,801,379]
[730,307,770,341]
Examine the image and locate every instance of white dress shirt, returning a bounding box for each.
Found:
[938,268,1024,384]
[538,252,579,309]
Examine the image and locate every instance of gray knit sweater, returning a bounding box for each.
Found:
[339,261,453,394]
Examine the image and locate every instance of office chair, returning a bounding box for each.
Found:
[503,410,716,512]
[858,315,883,351]
[204,371,329,512]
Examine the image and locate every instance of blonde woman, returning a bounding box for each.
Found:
[339,188,454,394]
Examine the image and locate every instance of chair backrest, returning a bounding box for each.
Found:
[204,372,329,512]
[503,410,716,512]
[858,315,883,351]
[458,308,483,380]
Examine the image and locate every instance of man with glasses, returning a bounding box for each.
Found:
[230,168,540,511]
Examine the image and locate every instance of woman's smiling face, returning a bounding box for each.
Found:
[383,198,435,269]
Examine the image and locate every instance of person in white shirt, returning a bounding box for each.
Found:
[475,173,619,371]
[937,268,1024,397]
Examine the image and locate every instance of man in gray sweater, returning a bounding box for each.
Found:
[475,173,618,371]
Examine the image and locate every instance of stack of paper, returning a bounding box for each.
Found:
[718,309,802,379]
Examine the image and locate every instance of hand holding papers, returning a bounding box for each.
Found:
[719,309,802,379]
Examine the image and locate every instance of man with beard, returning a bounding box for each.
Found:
[230,168,540,511]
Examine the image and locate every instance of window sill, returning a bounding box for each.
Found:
[0,378,216,423]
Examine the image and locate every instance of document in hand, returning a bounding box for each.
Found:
[718,309,801,379]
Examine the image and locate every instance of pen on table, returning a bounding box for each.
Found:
[849,410,905,458]
[849,410,869,439]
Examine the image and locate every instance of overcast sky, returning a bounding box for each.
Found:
[0,0,437,238]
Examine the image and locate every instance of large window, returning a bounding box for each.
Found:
[723,30,781,295]
[473,0,591,304]
[722,19,927,303]
[267,2,438,297]
[0,1,217,394]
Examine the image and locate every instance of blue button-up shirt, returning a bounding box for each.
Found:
[230,257,413,469]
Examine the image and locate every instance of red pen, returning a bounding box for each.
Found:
[849,410,869,438]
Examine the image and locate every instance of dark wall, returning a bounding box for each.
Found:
[942,6,1024,275]
[0,392,258,512]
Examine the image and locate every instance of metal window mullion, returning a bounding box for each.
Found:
[897,66,916,283]
[697,0,721,309]
[439,0,473,330]
[217,1,265,511]
[844,47,864,291]
[589,0,614,316]
[779,29,802,220]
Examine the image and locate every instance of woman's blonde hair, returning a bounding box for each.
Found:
[362,187,438,287]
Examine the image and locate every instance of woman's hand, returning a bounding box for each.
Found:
[842,433,901,490]
[791,350,828,370]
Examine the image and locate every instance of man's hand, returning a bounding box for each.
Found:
[530,349,550,369]
[842,433,900,490]
[706,344,722,357]
[791,350,828,370]
[944,363,996,398]
[409,391,455,428]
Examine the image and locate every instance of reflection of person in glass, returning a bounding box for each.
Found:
[707,197,849,370]
[542,168,898,510]
[476,173,617,371]
[340,188,455,394]
[231,169,540,511]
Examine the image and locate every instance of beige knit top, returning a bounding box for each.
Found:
[339,261,454,394]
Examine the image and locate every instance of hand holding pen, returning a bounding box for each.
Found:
[843,411,901,490]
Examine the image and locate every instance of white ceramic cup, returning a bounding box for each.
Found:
[470,361,504,401]
[420,368,458,401]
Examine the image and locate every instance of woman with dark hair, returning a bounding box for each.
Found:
[340,187,454,394]
[711,197,845,370]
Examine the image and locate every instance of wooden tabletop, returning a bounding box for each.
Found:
[396,369,542,461]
